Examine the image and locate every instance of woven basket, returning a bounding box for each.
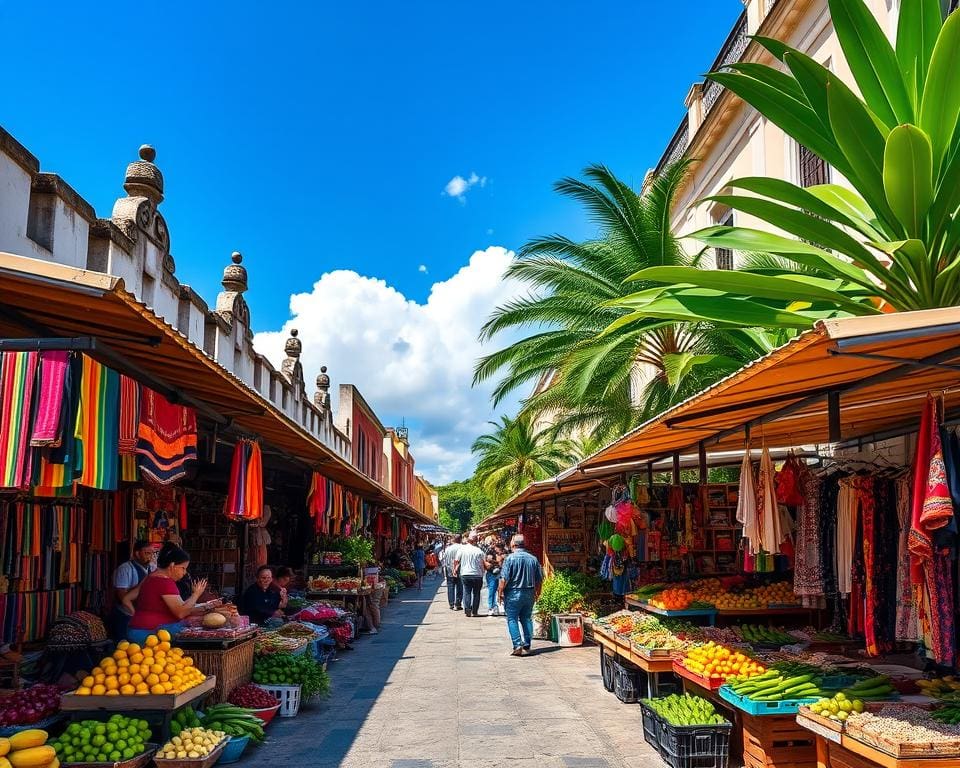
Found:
[186,639,255,704]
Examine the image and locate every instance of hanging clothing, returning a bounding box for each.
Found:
[737,449,760,554]
[836,477,857,595]
[31,353,83,497]
[895,476,920,641]
[0,351,39,488]
[135,387,197,485]
[909,396,947,576]
[30,351,69,447]
[223,440,263,521]
[74,356,120,491]
[118,375,140,454]
[757,446,782,554]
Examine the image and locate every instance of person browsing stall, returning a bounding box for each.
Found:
[498,534,544,656]
[271,567,293,612]
[125,543,209,643]
[240,566,284,625]
[110,540,156,642]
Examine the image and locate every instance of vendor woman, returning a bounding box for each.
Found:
[241,566,287,624]
[124,543,209,643]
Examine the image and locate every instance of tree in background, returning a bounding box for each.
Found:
[471,415,574,505]
[437,477,496,532]
[474,162,773,443]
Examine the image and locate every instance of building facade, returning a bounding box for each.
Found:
[0,126,442,496]
[414,475,440,521]
[649,0,905,259]
[384,428,416,505]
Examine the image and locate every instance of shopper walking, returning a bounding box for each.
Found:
[498,534,543,656]
[455,533,486,617]
[412,543,426,591]
[442,534,463,610]
[484,545,504,616]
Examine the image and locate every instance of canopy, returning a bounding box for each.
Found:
[0,252,437,526]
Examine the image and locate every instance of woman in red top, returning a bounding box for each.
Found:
[125,543,209,643]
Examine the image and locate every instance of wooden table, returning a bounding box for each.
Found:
[592,626,676,696]
[799,716,960,768]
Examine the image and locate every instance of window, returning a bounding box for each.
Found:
[715,211,735,270]
[27,191,55,251]
[798,143,830,188]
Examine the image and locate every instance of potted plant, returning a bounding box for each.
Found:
[534,571,584,641]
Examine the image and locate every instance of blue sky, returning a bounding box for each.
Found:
[2,1,743,482]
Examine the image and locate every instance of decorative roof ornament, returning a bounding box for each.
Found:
[215,250,251,329]
[222,251,248,293]
[112,144,172,266]
[123,145,164,204]
[315,365,331,411]
[281,328,304,384]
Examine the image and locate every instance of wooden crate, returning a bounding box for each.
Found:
[742,713,816,768]
[827,742,880,768]
[187,639,254,704]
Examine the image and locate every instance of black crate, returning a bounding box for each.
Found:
[600,646,615,692]
[613,659,643,703]
[659,720,732,768]
[639,701,664,754]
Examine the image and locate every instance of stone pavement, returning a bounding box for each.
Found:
[242,578,664,768]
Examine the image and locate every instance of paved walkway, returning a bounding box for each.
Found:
[245,578,663,768]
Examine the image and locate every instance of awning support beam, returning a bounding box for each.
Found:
[828,348,960,372]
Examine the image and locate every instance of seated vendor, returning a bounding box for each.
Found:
[124,543,209,643]
[241,566,284,625]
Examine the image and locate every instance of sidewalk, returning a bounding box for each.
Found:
[246,578,662,767]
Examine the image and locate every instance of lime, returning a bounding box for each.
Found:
[92,735,106,747]
[110,750,122,761]
[123,748,135,759]
[852,700,864,713]
[95,724,106,736]
[116,739,127,750]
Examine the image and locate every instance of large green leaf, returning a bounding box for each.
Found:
[703,193,892,278]
[608,293,817,330]
[828,0,913,126]
[707,71,848,172]
[806,184,878,231]
[883,124,934,238]
[896,0,945,107]
[725,177,867,234]
[918,9,960,172]
[727,62,807,104]
[624,266,876,315]
[662,352,744,390]
[826,75,903,235]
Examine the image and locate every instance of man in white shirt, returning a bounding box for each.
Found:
[110,540,156,641]
[454,533,486,617]
[441,534,463,610]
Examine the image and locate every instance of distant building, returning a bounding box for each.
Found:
[384,427,416,505]
[414,474,439,522]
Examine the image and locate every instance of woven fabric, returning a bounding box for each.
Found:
[135,387,197,485]
[30,351,69,447]
[0,351,39,488]
[118,375,140,454]
[75,355,120,491]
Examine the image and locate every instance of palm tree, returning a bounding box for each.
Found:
[471,415,574,505]
[613,0,960,329]
[474,162,776,443]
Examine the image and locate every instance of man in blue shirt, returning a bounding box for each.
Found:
[497,534,543,656]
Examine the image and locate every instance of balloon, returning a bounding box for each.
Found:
[604,505,618,523]
[608,533,625,552]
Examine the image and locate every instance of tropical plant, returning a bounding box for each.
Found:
[471,414,574,504]
[534,571,585,616]
[613,0,960,329]
[474,162,775,442]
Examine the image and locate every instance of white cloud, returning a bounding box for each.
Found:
[418,264,428,274]
[443,171,488,203]
[254,246,524,485]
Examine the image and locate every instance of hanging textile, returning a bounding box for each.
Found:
[135,387,197,485]
[757,445,782,555]
[31,353,83,496]
[894,476,920,641]
[118,375,140,454]
[75,356,120,491]
[0,351,39,488]
[909,396,948,574]
[223,439,263,521]
[836,476,857,595]
[30,351,69,447]
[249,504,272,569]
[794,469,824,598]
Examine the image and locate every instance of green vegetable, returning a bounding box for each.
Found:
[642,694,728,726]
[252,652,331,697]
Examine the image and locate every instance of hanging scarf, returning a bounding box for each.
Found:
[0,351,39,488]
[909,396,948,579]
[30,351,69,447]
[758,445,783,555]
[223,440,263,521]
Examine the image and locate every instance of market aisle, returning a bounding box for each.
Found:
[247,578,662,768]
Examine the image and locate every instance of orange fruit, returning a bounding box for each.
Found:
[150,684,165,695]
[145,635,158,648]
[76,686,92,695]
[91,684,106,696]
[105,689,120,697]
[82,676,95,688]
[121,684,135,695]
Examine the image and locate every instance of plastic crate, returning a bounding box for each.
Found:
[718,684,818,715]
[660,720,733,768]
[613,659,643,703]
[254,683,302,717]
[600,646,615,693]
[639,701,663,753]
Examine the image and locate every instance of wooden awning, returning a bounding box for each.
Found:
[0,252,438,526]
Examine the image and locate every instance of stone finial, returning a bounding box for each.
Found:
[123,144,164,204]
[222,251,248,293]
[284,328,302,359]
[315,365,331,411]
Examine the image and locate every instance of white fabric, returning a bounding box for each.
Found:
[836,478,857,595]
[758,446,783,554]
[737,450,760,554]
